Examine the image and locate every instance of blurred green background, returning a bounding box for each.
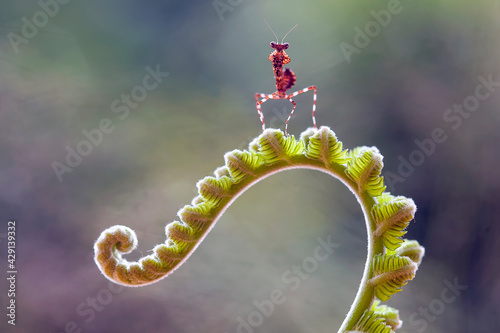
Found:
[1,0,499,332]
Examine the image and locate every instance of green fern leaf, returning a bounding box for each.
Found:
[225,150,263,182]
[178,202,214,230]
[166,221,196,244]
[151,242,188,266]
[348,308,394,333]
[388,239,425,265]
[370,300,402,330]
[257,129,305,164]
[345,147,386,196]
[214,165,231,178]
[370,254,418,301]
[197,176,233,205]
[304,126,348,165]
[371,194,416,250]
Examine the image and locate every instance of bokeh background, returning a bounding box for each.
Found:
[1,1,499,332]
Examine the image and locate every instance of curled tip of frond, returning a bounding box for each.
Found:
[94,203,215,286]
[94,225,137,257]
[93,225,141,286]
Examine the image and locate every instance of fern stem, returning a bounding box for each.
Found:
[338,191,382,332]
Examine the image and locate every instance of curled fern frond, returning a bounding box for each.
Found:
[371,194,416,250]
[370,254,418,302]
[93,126,424,332]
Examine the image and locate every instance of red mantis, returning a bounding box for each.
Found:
[255,22,317,136]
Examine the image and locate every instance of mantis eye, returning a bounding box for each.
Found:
[270,41,277,48]
[283,43,289,49]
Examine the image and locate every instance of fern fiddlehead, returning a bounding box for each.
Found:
[94,126,424,332]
